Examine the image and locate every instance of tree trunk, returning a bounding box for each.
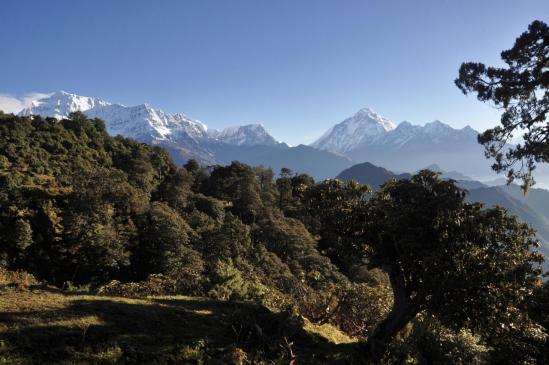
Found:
[362,267,419,363]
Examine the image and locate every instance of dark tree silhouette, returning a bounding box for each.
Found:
[455,20,549,191]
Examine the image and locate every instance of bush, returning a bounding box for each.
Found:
[386,314,489,365]
[334,283,392,338]
[0,268,39,290]
[207,260,264,302]
[98,274,183,297]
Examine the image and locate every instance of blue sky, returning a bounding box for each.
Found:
[1,0,547,145]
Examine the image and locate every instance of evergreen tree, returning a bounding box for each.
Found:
[455,20,549,191]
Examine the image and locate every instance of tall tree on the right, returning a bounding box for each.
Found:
[455,20,548,191]
[361,171,546,363]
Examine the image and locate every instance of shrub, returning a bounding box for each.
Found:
[0,268,38,290]
[98,274,182,297]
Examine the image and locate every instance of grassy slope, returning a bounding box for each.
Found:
[0,287,360,365]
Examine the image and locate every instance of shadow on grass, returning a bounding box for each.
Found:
[0,293,362,364]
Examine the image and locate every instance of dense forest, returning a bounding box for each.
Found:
[0,111,548,364]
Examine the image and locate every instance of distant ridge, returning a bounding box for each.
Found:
[336,161,410,189]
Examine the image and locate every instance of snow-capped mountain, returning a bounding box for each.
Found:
[312,108,496,179]
[358,119,478,150]
[19,91,208,144]
[311,107,396,154]
[208,124,281,147]
[86,103,208,142]
[313,108,478,154]
[19,91,111,120]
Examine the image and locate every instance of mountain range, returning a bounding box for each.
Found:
[14,90,509,182]
[311,108,497,180]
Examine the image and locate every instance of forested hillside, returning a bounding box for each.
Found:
[1,112,548,364]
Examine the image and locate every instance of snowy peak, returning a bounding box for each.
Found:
[313,108,481,154]
[423,120,452,134]
[172,113,208,137]
[19,91,111,119]
[18,91,209,142]
[353,107,396,131]
[311,107,395,154]
[378,121,423,147]
[85,103,207,141]
[209,123,280,146]
[413,120,480,144]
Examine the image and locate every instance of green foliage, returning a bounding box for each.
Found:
[334,283,392,338]
[455,20,549,190]
[135,202,193,275]
[202,213,252,261]
[303,179,371,271]
[207,260,263,301]
[530,281,549,364]
[13,219,33,251]
[154,167,193,211]
[203,161,264,223]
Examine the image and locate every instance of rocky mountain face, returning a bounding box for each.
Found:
[19,91,221,164]
[20,91,208,142]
